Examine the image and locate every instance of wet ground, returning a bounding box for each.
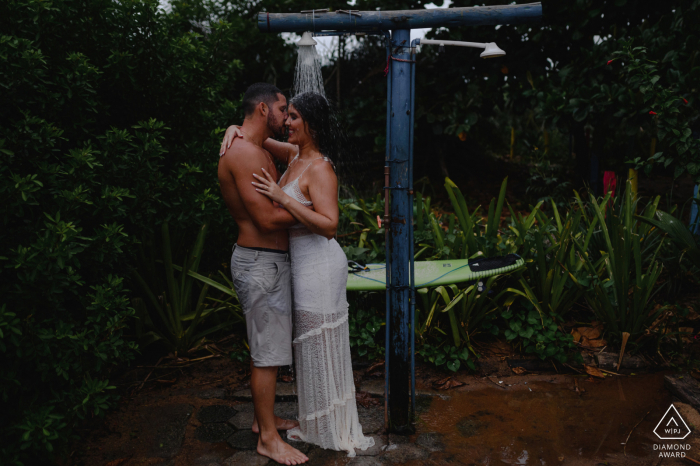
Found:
[72,356,700,466]
[415,373,690,465]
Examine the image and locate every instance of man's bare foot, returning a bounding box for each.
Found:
[257,435,308,465]
[252,415,299,433]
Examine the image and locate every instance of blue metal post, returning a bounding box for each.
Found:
[408,39,418,419]
[388,28,413,434]
[383,31,392,432]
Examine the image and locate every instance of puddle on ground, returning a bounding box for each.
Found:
[417,373,673,465]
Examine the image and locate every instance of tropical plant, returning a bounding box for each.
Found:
[640,210,700,272]
[417,177,528,262]
[348,305,384,360]
[444,177,508,259]
[416,276,502,352]
[500,302,580,363]
[507,202,587,323]
[575,185,665,342]
[525,162,573,208]
[639,210,700,292]
[132,222,243,353]
[417,339,474,372]
[337,193,385,264]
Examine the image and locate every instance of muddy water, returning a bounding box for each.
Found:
[417,373,673,465]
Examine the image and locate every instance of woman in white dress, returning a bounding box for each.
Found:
[224,92,374,456]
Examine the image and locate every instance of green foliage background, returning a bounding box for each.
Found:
[0,0,294,461]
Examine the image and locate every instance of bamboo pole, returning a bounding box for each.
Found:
[510,127,515,159]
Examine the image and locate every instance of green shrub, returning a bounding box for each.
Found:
[500,302,581,363]
[0,276,137,462]
[338,194,385,264]
[348,305,385,361]
[0,0,256,461]
[417,339,475,372]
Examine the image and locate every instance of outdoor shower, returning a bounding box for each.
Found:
[260,3,543,433]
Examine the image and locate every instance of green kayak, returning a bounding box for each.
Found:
[346,254,524,291]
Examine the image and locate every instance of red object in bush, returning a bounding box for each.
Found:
[683,98,689,104]
[603,171,617,199]
[649,110,657,115]
[607,59,614,65]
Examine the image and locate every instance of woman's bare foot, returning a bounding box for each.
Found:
[257,434,308,465]
[252,415,299,433]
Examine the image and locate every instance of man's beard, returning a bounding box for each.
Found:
[267,113,286,139]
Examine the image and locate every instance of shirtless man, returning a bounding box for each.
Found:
[218,83,308,465]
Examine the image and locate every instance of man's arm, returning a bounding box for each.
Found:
[226,145,297,233]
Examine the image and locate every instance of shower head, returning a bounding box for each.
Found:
[298,31,317,47]
[480,42,506,59]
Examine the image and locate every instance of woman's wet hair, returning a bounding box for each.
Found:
[289,92,344,162]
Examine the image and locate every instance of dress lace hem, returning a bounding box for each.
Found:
[301,389,355,421]
[292,313,349,344]
[286,394,376,457]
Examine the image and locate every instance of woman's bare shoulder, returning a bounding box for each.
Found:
[309,157,336,176]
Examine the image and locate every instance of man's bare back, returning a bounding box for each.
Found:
[218,137,295,250]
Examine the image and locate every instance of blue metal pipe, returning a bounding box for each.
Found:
[258,4,541,33]
[383,30,392,433]
[388,28,413,433]
[408,42,416,419]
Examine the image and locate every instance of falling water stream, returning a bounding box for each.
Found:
[293,43,325,97]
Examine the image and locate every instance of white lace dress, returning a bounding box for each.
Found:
[280,157,374,456]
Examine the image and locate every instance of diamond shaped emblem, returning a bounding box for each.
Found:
[654,405,691,440]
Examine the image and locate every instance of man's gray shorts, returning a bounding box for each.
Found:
[230,244,293,367]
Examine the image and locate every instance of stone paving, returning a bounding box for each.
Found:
[179,398,421,466]
[89,370,700,466]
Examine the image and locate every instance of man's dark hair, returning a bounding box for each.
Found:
[242,83,282,117]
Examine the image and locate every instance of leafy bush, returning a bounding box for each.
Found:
[417,340,475,372]
[500,302,581,363]
[0,0,260,461]
[348,305,385,361]
[0,276,137,463]
[338,194,385,264]
[613,44,700,182]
